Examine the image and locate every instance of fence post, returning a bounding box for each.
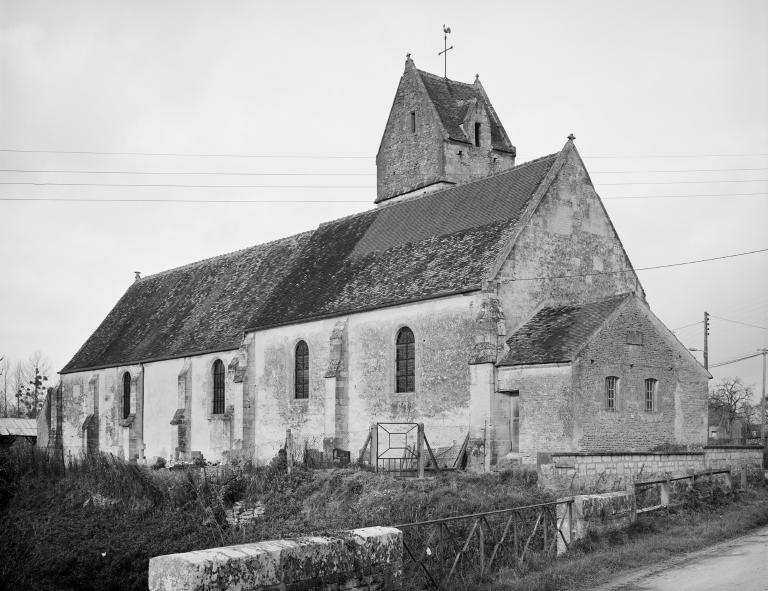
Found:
[286,429,293,475]
[370,423,378,472]
[484,421,492,473]
[417,423,425,479]
[660,481,670,507]
[741,467,747,490]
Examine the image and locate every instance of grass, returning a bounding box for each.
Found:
[0,444,547,591]
[3,444,765,591]
[487,482,768,591]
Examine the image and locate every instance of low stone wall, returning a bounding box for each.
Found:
[555,491,636,555]
[703,445,763,476]
[148,526,402,591]
[539,447,763,491]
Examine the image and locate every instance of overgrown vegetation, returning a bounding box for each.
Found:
[0,444,547,590]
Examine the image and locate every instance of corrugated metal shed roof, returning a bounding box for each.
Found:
[0,418,38,437]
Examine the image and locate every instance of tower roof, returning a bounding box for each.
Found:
[415,68,515,154]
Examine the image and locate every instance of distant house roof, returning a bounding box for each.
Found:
[499,294,633,367]
[416,69,515,154]
[0,418,37,438]
[62,151,560,374]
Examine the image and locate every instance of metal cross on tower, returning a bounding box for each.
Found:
[439,25,453,78]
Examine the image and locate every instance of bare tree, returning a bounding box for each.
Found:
[709,377,754,440]
[15,351,51,418]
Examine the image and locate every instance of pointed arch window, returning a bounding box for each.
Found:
[212,359,225,414]
[122,372,131,419]
[295,341,309,399]
[396,327,415,393]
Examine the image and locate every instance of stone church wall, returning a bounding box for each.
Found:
[58,349,241,464]
[496,364,575,464]
[246,293,479,463]
[572,299,707,451]
[496,148,642,336]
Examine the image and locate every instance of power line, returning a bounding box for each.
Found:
[499,247,768,283]
[1,167,766,176]
[2,148,767,159]
[0,168,374,176]
[0,197,370,204]
[591,167,768,174]
[0,148,373,159]
[584,153,768,159]
[2,193,767,204]
[602,192,767,200]
[710,315,768,331]
[597,179,768,186]
[710,351,764,368]
[0,182,374,189]
[672,320,704,332]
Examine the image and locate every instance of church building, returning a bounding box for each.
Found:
[50,56,709,467]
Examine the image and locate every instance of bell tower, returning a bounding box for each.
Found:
[375,55,516,205]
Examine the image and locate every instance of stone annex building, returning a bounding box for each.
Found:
[49,56,710,467]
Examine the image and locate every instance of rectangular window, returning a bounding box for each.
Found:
[474,122,481,147]
[605,376,618,411]
[645,379,657,412]
[410,111,416,133]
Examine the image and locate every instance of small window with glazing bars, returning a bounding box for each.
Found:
[605,376,618,411]
[645,378,657,412]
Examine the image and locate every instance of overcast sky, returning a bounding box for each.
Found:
[1,0,766,396]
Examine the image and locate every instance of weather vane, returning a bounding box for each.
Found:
[438,25,453,78]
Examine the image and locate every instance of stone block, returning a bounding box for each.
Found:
[148,526,402,591]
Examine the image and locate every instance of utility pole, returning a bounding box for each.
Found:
[703,311,710,371]
[760,348,767,445]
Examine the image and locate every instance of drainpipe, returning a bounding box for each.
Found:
[140,362,145,461]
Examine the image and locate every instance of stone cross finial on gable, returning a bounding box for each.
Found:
[567,133,576,141]
[134,271,141,282]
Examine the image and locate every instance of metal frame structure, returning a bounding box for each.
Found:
[395,499,574,589]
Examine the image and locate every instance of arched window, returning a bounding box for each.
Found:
[605,376,619,411]
[122,372,131,419]
[396,327,415,393]
[212,359,225,414]
[295,340,309,399]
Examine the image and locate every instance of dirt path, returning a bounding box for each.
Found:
[594,524,768,591]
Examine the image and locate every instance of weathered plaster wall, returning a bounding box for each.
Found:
[246,293,480,462]
[573,299,708,452]
[59,348,240,463]
[496,364,574,463]
[496,148,642,336]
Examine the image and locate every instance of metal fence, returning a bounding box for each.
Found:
[395,499,574,589]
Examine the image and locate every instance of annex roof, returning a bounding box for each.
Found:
[62,151,560,374]
[416,69,514,153]
[0,418,37,437]
[499,294,633,367]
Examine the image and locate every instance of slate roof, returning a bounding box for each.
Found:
[62,153,559,374]
[417,69,514,153]
[499,294,633,366]
[0,418,37,437]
